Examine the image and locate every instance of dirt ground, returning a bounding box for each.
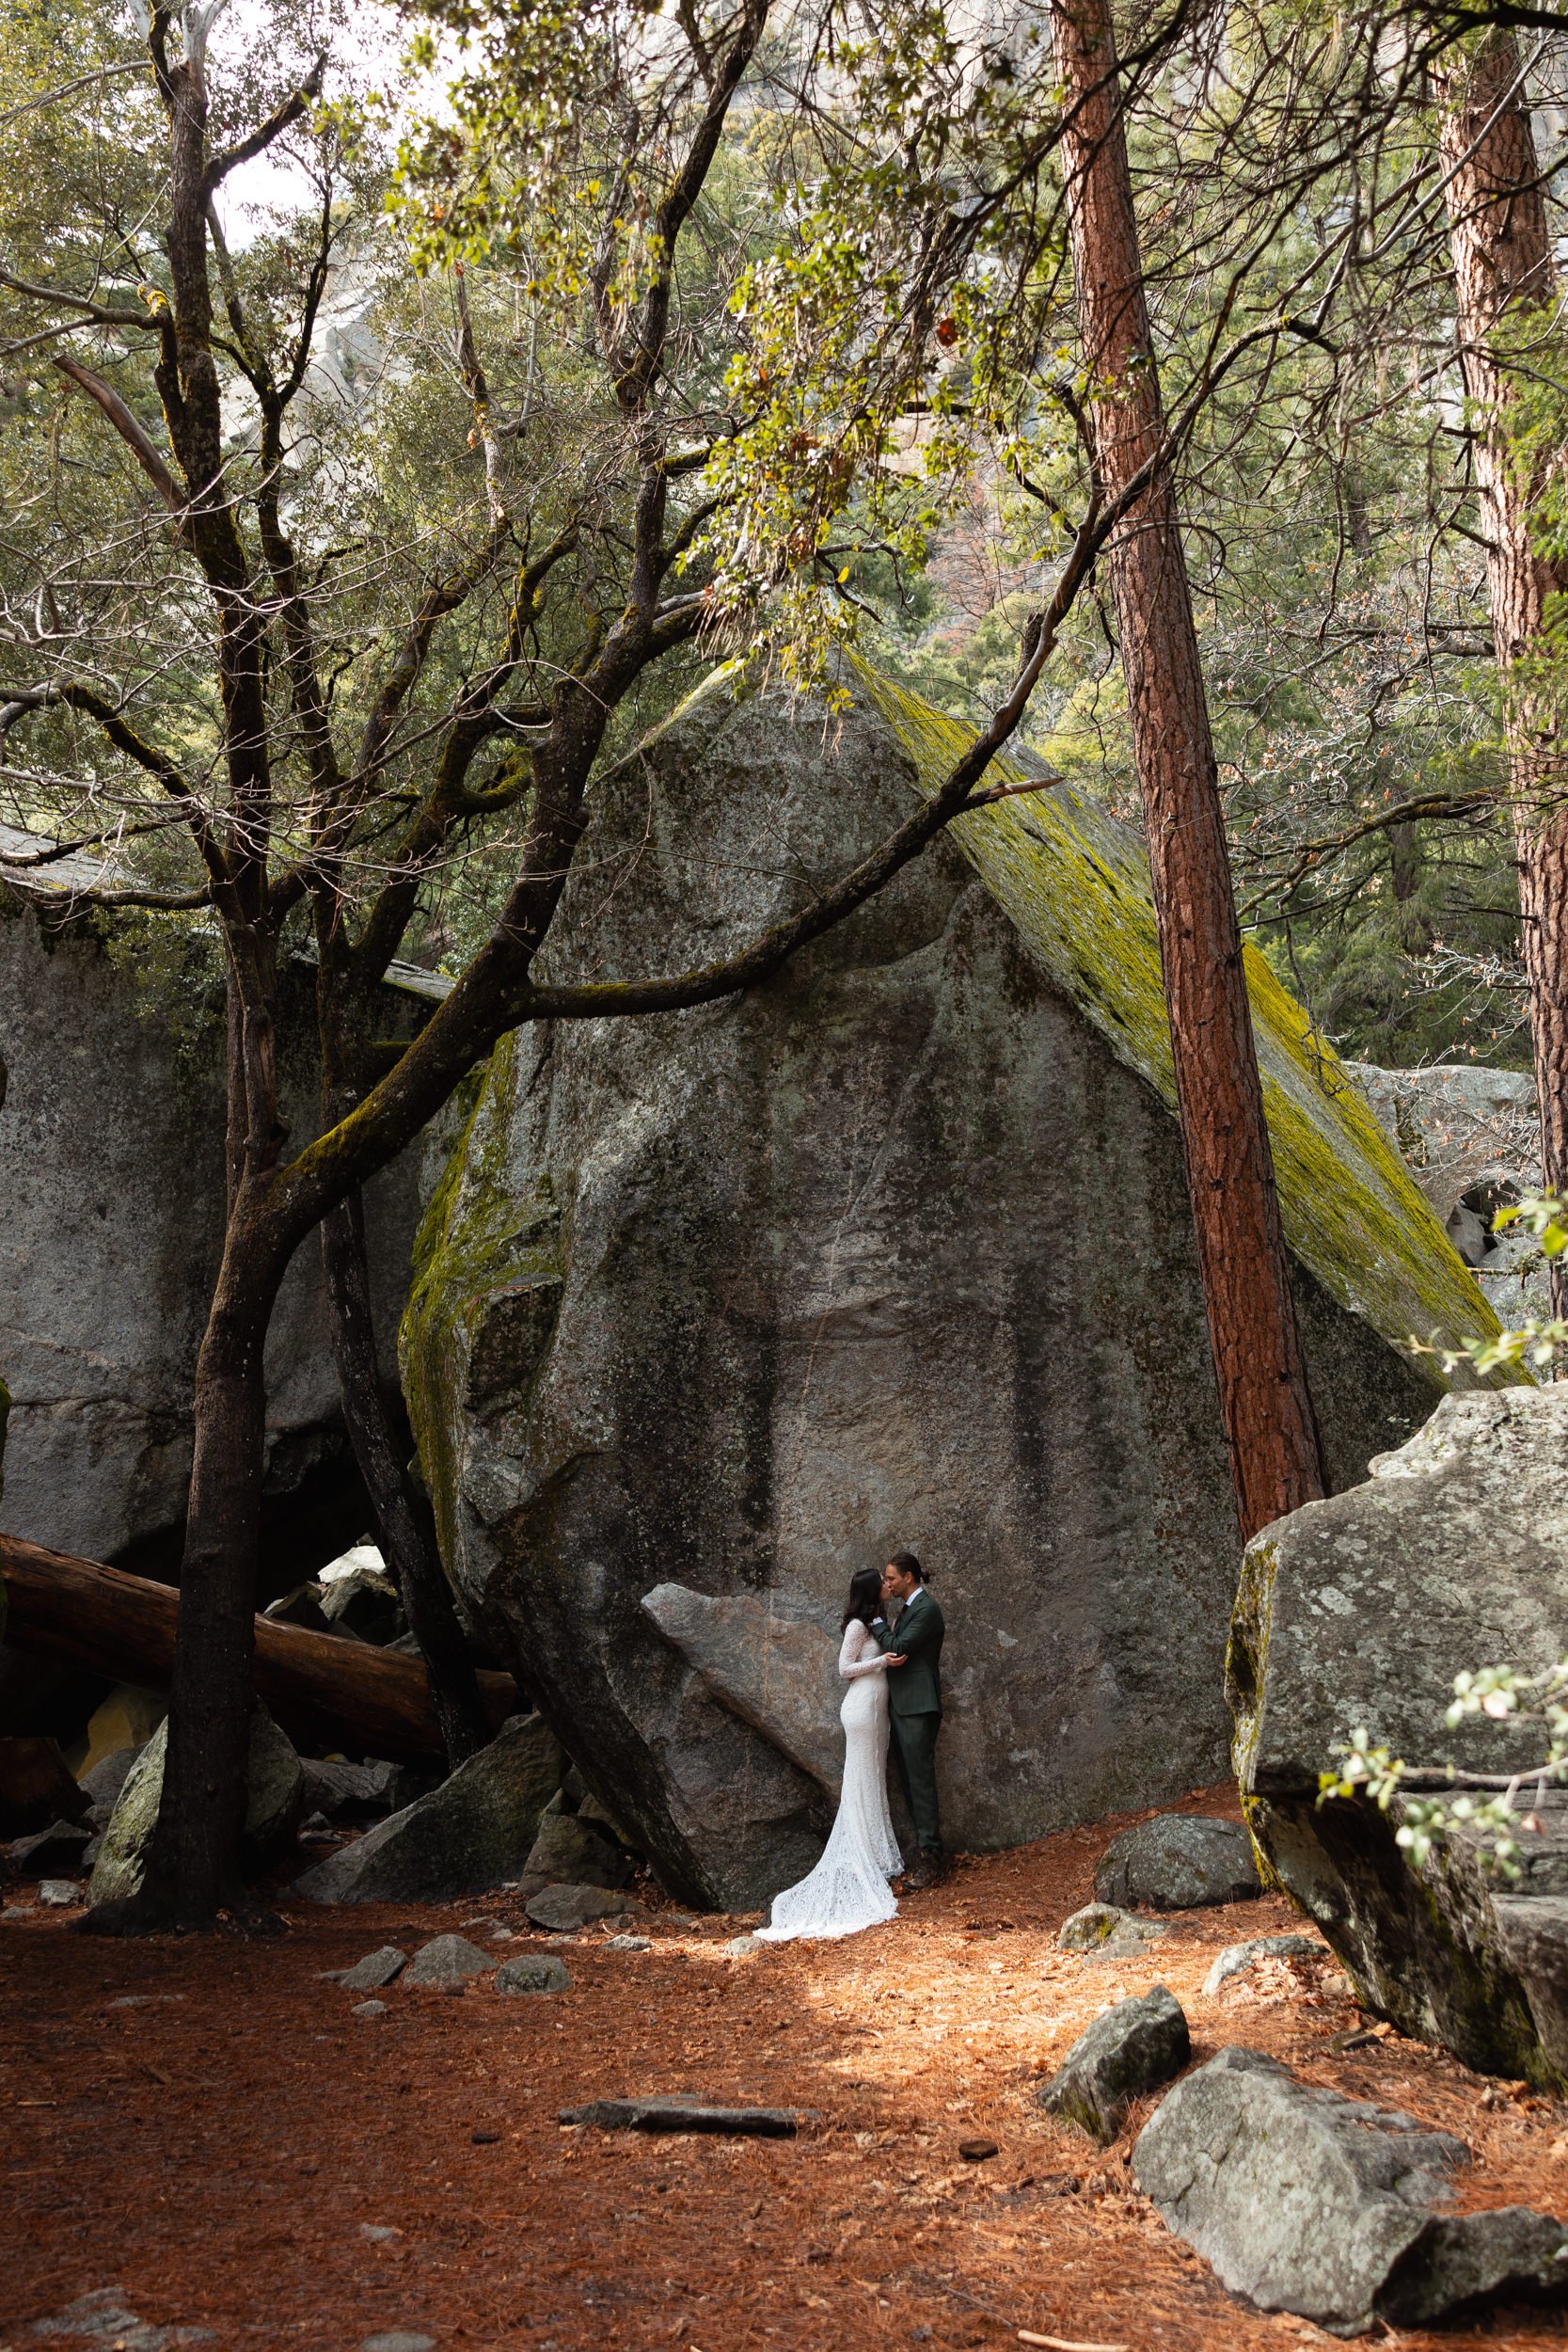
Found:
[6,1786,1568,2352]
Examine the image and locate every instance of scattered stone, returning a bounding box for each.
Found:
[605,1933,650,1952]
[0,1735,92,1836]
[3,1902,34,1919]
[1056,1902,1168,1959]
[522,1809,631,1890]
[470,2128,501,2144]
[352,1999,388,2019]
[496,1954,570,1995]
[1095,1815,1261,1912]
[8,1818,92,1874]
[524,1883,630,1933]
[341,1946,407,1992]
[90,1706,303,1906]
[293,1714,562,1905]
[560,2096,810,2137]
[401,1934,495,1989]
[1202,1933,1323,1997]
[1230,1384,1568,2088]
[360,2334,436,2352]
[29,2283,214,2346]
[1038,1986,1191,2143]
[38,1879,85,1906]
[1133,2045,1568,2331]
[958,2137,999,2160]
[360,2225,402,2242]
[724,1933,763,1957]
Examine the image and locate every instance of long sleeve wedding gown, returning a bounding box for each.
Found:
[756,1619,903,1941]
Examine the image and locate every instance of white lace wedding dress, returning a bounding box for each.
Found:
[756,1619,903,1941]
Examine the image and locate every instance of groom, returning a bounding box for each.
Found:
[878,1551,946,1889]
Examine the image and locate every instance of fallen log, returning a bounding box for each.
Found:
[0,1534,517,1768]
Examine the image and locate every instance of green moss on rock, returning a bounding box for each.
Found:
[851,663,1515,1387]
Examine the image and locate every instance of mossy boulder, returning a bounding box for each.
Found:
[1230,1384,1568,2087]
[88,1705,304,1905]
[402,669,1494,1910]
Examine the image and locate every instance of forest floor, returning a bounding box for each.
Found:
[6,1784,1568,2352]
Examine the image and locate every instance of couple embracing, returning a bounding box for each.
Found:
[758,1551,946,1943]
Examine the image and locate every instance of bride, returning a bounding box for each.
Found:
[757,1568,906,1941]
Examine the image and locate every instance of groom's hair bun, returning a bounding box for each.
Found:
[888,1550,924,1581]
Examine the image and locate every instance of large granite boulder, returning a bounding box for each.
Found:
[1094,1814,1260,1911]
[0,849,432,1577]
[1231,1384,1568,2086]
[1350,1060,1549,1321]
[402,666,1499,1909]
[1134,2045,1568,2332]
[292,1712,562,1903]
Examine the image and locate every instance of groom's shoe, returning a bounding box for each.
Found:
[904,1851,947,1892]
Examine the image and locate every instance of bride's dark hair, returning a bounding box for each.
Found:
[842,1567,885,1630]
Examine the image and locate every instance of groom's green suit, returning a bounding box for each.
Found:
[877,1585,945,1855]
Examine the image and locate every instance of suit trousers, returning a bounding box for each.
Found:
[891,1710,942,1853]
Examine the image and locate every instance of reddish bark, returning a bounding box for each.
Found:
[1437,35,1568,1320]
[1050,0,1327,1536]
[0,1534,517,1768]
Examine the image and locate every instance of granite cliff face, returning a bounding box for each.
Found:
[0,859,430,1575]
[402,670,1504,1910]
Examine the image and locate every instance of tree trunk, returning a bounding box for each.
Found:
[1050,0,1327,1537]
[0,1535,517,1766]
[116,1236,277,1926]
[321,1189,492,1765]
[1436,33,1568,1321]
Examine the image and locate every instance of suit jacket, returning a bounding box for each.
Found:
[878,1587,944,1716]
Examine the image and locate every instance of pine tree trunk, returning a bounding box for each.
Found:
[1437,34,1568,1321]
[1050,0,1326,1536]
[321,1190,491,1766]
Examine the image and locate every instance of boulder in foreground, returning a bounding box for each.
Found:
[293,1714,562,1904]
[1094,1814,1260,1911]
[1037,1986,1190,2142]
[1134,2045,1568,2333]
[1230,1385,1568,2086]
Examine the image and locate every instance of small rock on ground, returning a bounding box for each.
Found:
[1056,1901,1167,1958]
[401,1935,495,1989]
[1202,1932,1323,1997]
[360,2335,436,2352]
[495,1954,570,1995]
[341,1946,407,1992]
[724,1933,763,1956]
[1038,1985,1191,2143]
[1095,1813,1261,1911]
[352,1999,389,2018]
[523,1882,630,1932]
[606,1933,650,1951]
[359,2225,402,2242]
[38,1879,85,1906]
